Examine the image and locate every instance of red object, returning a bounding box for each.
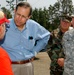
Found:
[0,47,13,75]
[0,17,10,25]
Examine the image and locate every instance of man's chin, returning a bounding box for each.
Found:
[16,24,21,27]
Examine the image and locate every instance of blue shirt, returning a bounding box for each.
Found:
[1,19,50,61]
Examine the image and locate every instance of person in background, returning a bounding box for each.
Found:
[0,11,13,75]
[62,17,74,75]
[71,15,74,28]
[0,2,50,75]
[47,15,72,75]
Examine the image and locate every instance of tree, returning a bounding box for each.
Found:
[42,7,49,29]
[31,8,39,22]
[38,8,49,28]
[6,0,14,11]
[48,4,60,31]
[32,7,49,30]
[1,7,12,19]
[6,0,25,11]
[57,0,73,15]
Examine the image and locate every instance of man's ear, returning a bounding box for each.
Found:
[28,15,32,19]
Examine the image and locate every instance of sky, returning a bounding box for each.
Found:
[27,0,57,9]
[0,0,74,9]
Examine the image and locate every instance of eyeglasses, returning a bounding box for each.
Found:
[15,13,28,20]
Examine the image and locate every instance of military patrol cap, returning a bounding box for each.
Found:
[62,16,72,22]
[60,15,72,22]
[71,14,74,18]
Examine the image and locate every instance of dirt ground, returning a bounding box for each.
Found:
[33,52,51,75]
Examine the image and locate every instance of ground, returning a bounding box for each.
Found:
[33,52,51,75]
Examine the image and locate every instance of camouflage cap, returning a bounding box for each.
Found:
[61,15,72,22]
[71,14,74,18]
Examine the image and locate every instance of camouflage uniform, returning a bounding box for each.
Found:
[47,28,65,75]
[62,29,74,75]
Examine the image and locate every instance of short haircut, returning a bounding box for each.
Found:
[16,2,32,16]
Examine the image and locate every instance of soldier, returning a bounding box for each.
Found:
[71,14,74,28]
[47,16,72,75]
[62,23,74,75]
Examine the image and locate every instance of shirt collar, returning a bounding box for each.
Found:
[12,19,28,30]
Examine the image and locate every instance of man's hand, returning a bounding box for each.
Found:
[57,58,64,67]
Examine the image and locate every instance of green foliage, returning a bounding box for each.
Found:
[1,7,12,19]
[6,0,25,11]
[31,8,39,22]
[6,0,14,11]
[58,0,73,15]
[32,7,49,30]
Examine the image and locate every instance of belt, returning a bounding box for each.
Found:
[11,57,34,64]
